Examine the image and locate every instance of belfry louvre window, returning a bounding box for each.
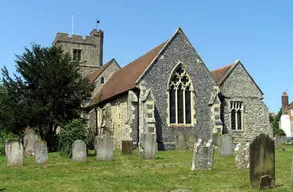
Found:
[169,65,193,125]
[230,101,243,130]
[73,49,82,61]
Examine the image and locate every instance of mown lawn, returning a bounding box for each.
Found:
[0,145,293,192]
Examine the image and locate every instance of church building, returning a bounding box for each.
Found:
[52,27,272,150]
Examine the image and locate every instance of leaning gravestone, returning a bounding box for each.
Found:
[191,139,213,170]
[23,132,40,156]
[249,133,275,190]
[235,143,250,169]
[34,140,48,165]
[139,132,156,159]
[219,134,233,156]
[122,140,133,155]
[95,134,113,161]
[6,141,23,166]
[72,140,87,162]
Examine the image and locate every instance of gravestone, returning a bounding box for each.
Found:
[139,132,156,159]
[191,139,214,170]
[176,132,186,150]
[34,140,48,165]
[95,134,113,161]
[212,133,221,147]
[235,143,250,169]
[6,141,23,166]
[122,140,133,155]
[186,133,197,150]
[219,134,233,156]
[72,140,87,162]
[249,133,275,189]
[23,132,40,156]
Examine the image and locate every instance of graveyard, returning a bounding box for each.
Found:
[0,144,293,192]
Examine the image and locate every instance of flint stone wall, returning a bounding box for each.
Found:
[138,30,217,150]
[220,63,272,144]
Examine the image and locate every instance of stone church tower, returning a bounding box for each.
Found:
[52,29,104,77]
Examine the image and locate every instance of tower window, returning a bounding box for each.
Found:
[100,76,104,84]
[230,101,243,130]
[169,64,193,125]
[73,49,82,61]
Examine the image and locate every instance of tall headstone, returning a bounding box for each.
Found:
[176,132,186,150]
[249,134,275,189]
[95,134,113,161]
[122,140,133,155]
[72,140,87,162]
[34,140,48,165]
[219,134,233,156]
[191,139,214,170]
[235,143,250,169]
[6,141,23,166]
[23,132,40,156]
[139,132,156,159]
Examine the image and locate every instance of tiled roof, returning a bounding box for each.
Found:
[91,41,167,104]
[211,64,234,84]
[87,59,114,83]
[288,102,293,109]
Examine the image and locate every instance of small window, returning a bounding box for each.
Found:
[73,49,82,61]
[230,101,243,130]
[100,76,104,84]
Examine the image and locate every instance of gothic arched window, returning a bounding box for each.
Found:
[100,76,104,84]
[169,64,193,125]
[230,101,243,130]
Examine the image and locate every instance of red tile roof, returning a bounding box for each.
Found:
[87,59,114,83]
[211,64,234,84]
[288,102,293,109]
[92,41,166,104]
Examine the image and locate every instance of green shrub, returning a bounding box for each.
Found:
[58,119,89,157]
[0,132,19,156]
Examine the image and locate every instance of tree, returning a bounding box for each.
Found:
[270,108,286,136]
[1,44,94,149]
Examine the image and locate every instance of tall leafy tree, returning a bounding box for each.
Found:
[1,44,94,147]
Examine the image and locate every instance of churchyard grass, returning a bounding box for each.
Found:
[0,146,293,192]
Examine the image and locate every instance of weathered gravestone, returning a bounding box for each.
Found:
[34,140,48,165]
[23,131,40,156]
[72,140,87,162]
[139,132,156,159]
[191,139,213,170]
[175,132,196,150]
[122,140,133,155]
[6,141,23,166]
[235,143,250,169]
[212,133,221,147]
[219,134,233,156]
[176,132,186,150]
[249,133,275,190]
[95,134,113,161]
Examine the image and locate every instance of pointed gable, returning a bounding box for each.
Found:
[91,42,166,104]
[211,64,234,85]
[87,58,120,83]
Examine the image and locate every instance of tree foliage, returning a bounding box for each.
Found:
[1,44,94,147]
[270,108,286,136]
[58,118,89,157]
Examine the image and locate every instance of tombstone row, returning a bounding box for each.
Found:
[6,140,48,166]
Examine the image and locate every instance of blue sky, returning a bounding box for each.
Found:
[1,0,292,113]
